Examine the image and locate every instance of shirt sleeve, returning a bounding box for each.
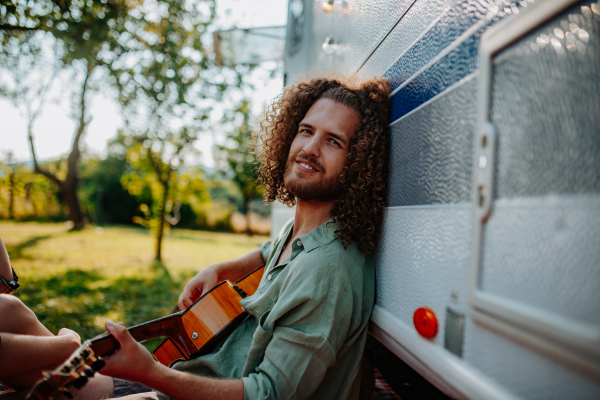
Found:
[241,253,357,400]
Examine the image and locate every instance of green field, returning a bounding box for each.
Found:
[0,221,268,349]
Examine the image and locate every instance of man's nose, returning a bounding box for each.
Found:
[302,135,320,157]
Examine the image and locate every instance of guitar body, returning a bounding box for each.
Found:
[27,266,264,400]
[153,279,250,366]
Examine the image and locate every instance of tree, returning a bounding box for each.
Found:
[36,0,134,229]
[30,58,90,229]
[104,0,218,260]
[125,129,199,260]
[0,1,134,230]
[0,32,85,223]
[215,100,263,236]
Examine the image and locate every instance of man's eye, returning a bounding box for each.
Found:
[299,128,312,135]
[329,139,341,147]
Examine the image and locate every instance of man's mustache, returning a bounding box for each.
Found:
[292,152,325,173]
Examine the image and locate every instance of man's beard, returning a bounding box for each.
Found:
[283,153,344,202]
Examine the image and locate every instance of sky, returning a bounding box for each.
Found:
[0,0,287,167]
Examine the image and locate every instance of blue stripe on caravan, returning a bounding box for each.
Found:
[389,31,482,122]
[383,0,527,121]
[384,0,491,92]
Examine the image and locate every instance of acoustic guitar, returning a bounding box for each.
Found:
[26,266,264,400]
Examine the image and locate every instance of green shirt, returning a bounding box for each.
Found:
[172,219,375,400]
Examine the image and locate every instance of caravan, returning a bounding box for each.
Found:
[277,0,600,398]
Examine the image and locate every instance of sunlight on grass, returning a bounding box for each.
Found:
[0,221,269,345]
[93,310,125,330]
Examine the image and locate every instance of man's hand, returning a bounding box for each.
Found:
[178,267,220,310]
[99,321,244,400]
[100,321,160,384]
[177,249,264,311]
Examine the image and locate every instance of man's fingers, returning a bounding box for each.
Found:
[177,294,186,309]
[179,286,201,310]
[179,298,191,310]
[105,320,133,347]
[101,320,157,381]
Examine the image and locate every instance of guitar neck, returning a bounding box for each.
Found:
[89,311,190,356]
[87,266,266,357]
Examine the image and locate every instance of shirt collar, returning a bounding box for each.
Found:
[293,218,340,253]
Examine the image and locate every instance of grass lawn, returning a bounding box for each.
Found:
[0,221,268,350]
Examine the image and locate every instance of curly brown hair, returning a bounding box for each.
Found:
[254,76,391,254]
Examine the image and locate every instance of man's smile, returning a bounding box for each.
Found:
[297,160,318,172]
[294,155,322,173]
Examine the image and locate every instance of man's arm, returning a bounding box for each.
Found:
[101,321,244,400]
[178,248,264,310]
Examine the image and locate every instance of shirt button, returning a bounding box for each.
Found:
[296,239,302,246]
[267,275,272,281]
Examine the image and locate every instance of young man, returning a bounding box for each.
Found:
[97,76,391,400]
[2,75,390,400]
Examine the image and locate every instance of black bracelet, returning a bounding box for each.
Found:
[0,267,19,295]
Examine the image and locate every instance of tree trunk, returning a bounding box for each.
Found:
[27,62,91,230]
[63,63,91,230]
[8,170,15,220]
[243,197,253,237]
[62,179,85,230]
[154,181,170,261]
[25,183,38,217]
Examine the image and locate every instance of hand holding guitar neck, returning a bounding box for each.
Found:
[99,321,158,383]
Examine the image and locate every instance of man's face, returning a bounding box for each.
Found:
[284,98,361,202]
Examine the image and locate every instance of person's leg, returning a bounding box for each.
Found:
[0,374,115,400]
[111,378,161,399]
[0,365,115,400]
[0,295,80,388]
[0,294,53,336]
[86,377,171,400]
[71,374,115,400]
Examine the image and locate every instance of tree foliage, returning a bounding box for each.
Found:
[0,0,136,229]
[0,157,63,221]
